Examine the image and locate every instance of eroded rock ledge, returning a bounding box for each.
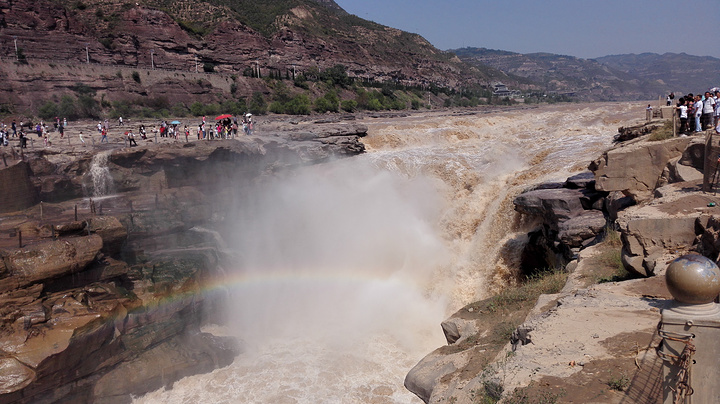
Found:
[405,128,717,403]
[0,123,366,403]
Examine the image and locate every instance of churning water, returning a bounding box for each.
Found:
[134,102,643,403]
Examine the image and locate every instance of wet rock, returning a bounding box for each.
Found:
[92,332,240,402]
[0,357,35,394]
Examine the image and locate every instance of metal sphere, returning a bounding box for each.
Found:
[666,254,720,304]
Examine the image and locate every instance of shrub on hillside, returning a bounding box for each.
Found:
[341,100,357,113]
[38,101,58,120]
[248,92,267,115]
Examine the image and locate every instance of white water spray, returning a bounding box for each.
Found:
[134,102,644,404]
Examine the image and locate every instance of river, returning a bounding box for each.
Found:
[134,102,644,403]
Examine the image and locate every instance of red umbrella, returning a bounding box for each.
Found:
[215,114,232,120]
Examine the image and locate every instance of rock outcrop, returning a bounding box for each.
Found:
[0,122,366,403]
[512,171,609,272]
[589,136,692,201]
[406,126,715,403]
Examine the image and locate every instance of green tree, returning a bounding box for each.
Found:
[285,94,311,115]
[58,95,79,120]
[341,99,357,112]
[248,92,267,115]
[77,94,99,118]
[38,101,58,120]
[189,101,205,116]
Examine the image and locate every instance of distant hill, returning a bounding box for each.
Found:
[595,53,720,94]
[451,47,719,101]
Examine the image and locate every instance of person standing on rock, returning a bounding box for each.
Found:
[79,131,86,146]
[100,127,108,143]
[63,117,67,129]
[694,95,704,132]
[714,91,720,128]
[702,91,715,130]
[118,116,124,126]
[127,130,137,147]
[677,99,688,134]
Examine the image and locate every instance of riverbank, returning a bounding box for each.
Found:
[405,114,718,403]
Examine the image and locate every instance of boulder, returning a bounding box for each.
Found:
[695,215,720,261]
[678,137,705,170]
[564,171,595,189]
[617,210,699,277]
[404,349,471,403]
[441,317,479,345]
[513,188,587,226]
[558,210,607,247]
[604,191,636,221]
[666,156,703,184]
[590,136,692,201]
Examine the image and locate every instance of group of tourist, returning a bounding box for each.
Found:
[0,113,256,149]
[194,114,254,140]
[671,90,720,134]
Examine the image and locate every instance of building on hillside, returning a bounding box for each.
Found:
[492,82,520,98]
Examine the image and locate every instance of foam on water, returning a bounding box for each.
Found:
[133,102,643,403]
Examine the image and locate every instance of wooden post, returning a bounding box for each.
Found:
[18,230,22,248]
[40,201,43,221]
[74,204,78,221]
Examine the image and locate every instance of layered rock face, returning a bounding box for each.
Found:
[0,123,366,403]
[0,0,477,112]
[513,133,708,277]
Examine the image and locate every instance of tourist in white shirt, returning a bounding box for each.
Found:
[702,91,715,130]
[694,95,703,132]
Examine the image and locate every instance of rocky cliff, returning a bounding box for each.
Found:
[404,122,720,403]
[0,0,480,113]
[0,121,367,403]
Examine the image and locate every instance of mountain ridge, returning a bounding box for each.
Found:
[451,47,720,101]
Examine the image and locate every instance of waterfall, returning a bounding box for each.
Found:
[134,102,643,404]
[86,151,115,197]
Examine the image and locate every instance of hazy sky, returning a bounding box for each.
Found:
[334,0,720,59]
